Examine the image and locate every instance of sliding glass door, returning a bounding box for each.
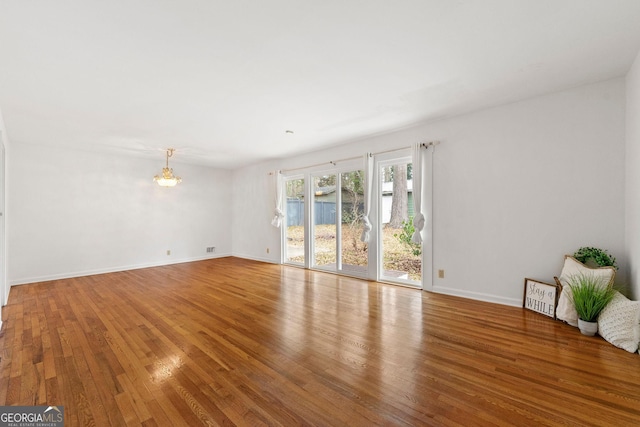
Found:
[281,148,430,288]
[310,168,368,277]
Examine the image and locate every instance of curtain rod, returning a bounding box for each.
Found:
[268,141,439,175]
[274,155,362,175]
[373,141,439,157]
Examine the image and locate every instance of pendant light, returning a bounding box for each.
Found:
[154,148,182,187]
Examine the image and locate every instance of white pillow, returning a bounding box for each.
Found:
[555,256,616,327]
[557,255,615,287]
[598,291,640,353]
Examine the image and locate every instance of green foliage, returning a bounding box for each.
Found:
[315,174,336,187]
[341,209,357,225]
[393,217,422,256]
[341,170,365,226]
[341,170,364,195]
[568,274,616,322]
[573,247,618,270]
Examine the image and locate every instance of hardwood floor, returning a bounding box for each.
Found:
[1,257,639,426]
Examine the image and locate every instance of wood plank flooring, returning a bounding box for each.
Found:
[1,257,639,426]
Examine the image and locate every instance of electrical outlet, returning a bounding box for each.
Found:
[438,269,445,278]
[206,246,216,253]
[167,250,171,256]
[266,248,270,254]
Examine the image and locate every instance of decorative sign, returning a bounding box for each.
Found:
[522,278,559,318]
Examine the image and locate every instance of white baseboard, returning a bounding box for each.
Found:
[9,252,232,286]
[431,285,522,307]
[232,253,279,264]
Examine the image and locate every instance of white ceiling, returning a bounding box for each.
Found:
[2,0,640,168]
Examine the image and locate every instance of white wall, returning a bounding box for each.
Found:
[231,160,282,262]
[9,144,232,285]
[0,109,9,331]
[626,51,640,299]
[233,79,626,306]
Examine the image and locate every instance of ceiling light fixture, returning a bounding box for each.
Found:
[154,148,182,187]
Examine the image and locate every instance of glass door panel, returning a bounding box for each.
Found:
[379,161,421,286]
[284,177,305,265]
[312,174,337,269]
[339,170,367,276]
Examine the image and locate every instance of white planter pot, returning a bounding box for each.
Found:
[578,318,598,336]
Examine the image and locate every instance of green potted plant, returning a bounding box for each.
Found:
[567,273,616,336]
[573,247,618,270]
